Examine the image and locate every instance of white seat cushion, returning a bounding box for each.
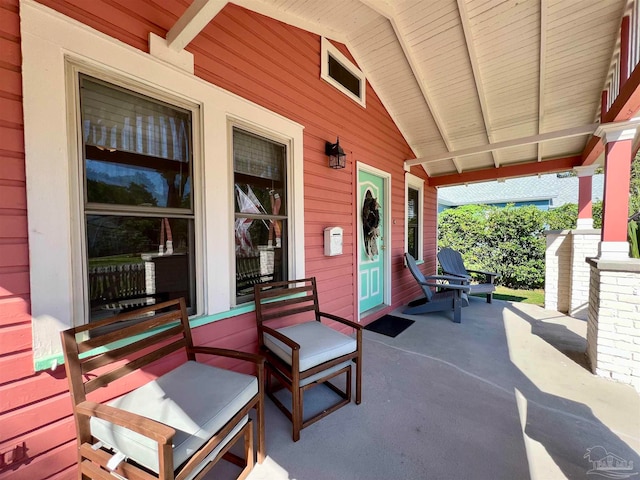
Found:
[264,321,357,372]
[90,361,257,474]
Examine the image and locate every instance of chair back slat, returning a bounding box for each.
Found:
[254,278,320,327]
[84,338,187,394]
[77,310,183,354]
[60,298,191,403]
[404,253,433,301]
[259,304,317,322]
[256,284,312,300]
[81,324,185,375]
[438,248,469,277]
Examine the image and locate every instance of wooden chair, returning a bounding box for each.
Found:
[60,298,265,480]
[253,278,363,442]
[437,247,498,303]
[404,253,470,323]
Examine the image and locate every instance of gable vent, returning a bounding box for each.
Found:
[321,38,366,107]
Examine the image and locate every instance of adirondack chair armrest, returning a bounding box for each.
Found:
[76,400,175,444]
[421,279,470,293]
[424,274,470,284]
[319,311,364,330]
[466,269,499,283]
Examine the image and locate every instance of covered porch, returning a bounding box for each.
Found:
[4,0,640,477]
[211,297,640,479]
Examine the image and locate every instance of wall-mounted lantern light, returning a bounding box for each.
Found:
[325,137,346,169]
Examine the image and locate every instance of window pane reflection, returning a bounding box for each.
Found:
[86,215,194,321]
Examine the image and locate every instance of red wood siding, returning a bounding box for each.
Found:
[1,1,437,478]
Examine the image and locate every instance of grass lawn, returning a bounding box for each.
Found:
[474,286,545,306]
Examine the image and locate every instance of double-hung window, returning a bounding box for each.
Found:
[232,127,288,303]
[405,173,424,261]
[79,75,196,321]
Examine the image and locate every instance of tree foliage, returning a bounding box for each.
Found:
[439,204,548,289]
[545,203,577,230]
[438,201,605,289]
[439,158,640,285]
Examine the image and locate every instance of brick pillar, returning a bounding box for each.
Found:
[586,120,640,391]
[569,230,600,319]
[587,258,640,392]
[544,230,571,313]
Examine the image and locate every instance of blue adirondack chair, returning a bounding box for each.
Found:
[403,253,470,323]
[437,248,498,303]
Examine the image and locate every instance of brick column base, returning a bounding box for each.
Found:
[587,258,640,392]
[545,230,571,313]
[569,229,600,319]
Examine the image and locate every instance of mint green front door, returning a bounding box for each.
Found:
[359,170,385,313]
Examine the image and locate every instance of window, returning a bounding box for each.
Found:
[22,2,305,369]
[233,128,288,303]
[321,37,366,107]
[407,187,419,259]
[405,174,424,261]
[79,76,196,321]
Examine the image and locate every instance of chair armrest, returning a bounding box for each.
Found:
[318,311,363,330]
[76,401,175,444]
[424,274,470,284]
[260,325,301,350]
[189,346,265,366]
[423,282,470,293]
[466,269,499,283]
[440,271,473,281]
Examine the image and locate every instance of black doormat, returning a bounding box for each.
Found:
[364,315,414,338]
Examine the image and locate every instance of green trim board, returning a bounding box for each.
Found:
[34,293,303,372]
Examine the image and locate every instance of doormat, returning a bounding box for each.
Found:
[364,315,414,338]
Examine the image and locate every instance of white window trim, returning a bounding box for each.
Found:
[21,0,305,367]
[320,37,366,107]
[227,119,298,306]
[405,173,424,262]
[66,64,204,324]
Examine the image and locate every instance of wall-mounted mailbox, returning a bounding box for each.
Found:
[324,226,343,256]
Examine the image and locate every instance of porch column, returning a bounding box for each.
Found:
[586,121,640,392]
[564,165,600,319]
[544,230,571,313]
[574,165,597,229]
[594,121,638,260]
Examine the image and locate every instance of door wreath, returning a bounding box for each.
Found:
[362,189,380,260]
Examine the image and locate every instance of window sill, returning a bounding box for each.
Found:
[35,305,254,372]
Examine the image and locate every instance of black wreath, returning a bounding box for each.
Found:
[362,190,380,236]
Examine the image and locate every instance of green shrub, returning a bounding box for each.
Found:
[630,220,640,258]
[438,204,547,289]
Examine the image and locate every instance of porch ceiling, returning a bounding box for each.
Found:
[171,0,633,184]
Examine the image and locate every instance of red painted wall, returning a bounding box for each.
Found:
[0,1,436,478]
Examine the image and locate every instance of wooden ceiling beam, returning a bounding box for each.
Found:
[167,0,227,51]
[358,0,462,174]
[457,0,499,168]
[405,124,597,167]
[427,155,582,187]
[537,0,547,162]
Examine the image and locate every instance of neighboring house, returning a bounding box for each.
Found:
[438,173,605,212]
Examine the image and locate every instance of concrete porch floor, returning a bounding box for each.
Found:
[209,297,640,480]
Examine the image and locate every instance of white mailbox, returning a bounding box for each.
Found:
[324,226,343,256]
